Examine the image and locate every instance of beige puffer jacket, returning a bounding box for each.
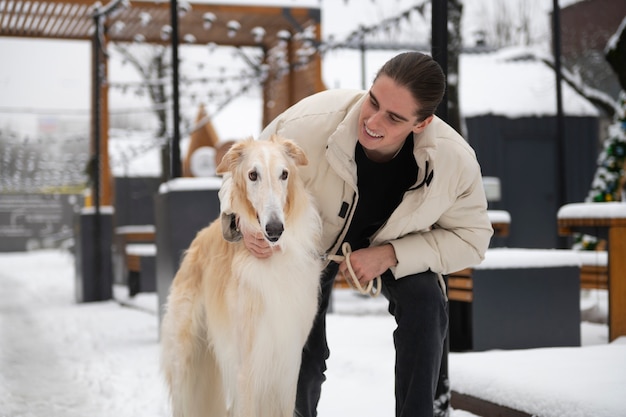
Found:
[258,88,493,279]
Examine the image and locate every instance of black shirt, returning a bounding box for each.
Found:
[343,135,418,250]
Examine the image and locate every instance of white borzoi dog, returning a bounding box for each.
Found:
[160,134,322,417]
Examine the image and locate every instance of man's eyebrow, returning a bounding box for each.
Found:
[369,90,410,122]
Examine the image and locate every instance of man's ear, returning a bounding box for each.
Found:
[412,115,434,133]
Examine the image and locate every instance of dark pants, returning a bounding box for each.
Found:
[295,263,448,417]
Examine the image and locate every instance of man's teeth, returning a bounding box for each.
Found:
[365,126,383,138]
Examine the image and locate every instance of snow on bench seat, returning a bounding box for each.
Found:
[125,243,157,257]
[124,243,157,296]
[473,248,581,270]
[450,337,626,417]
[557,201,626,220]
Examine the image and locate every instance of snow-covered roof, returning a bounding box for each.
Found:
[459,47,600,118]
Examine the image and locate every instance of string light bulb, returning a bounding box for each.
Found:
[227,20,241,38]
[203,12,216,30]
[160,25,172,41]
[111,21,125,34]
[178,1,191,18]
[139,11,151,27]
[251,26,266,43]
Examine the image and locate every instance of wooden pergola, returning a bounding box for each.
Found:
[0,0,324,205]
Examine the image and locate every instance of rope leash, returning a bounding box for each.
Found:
[327,242,382,298]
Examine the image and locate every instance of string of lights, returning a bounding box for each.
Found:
[1,3,434,192]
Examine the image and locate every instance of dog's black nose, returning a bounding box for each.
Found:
[265,221,284,242]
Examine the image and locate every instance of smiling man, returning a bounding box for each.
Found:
[222,51,493,417]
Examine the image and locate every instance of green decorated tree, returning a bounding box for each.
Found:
[586,16,626,203]
[586,92,626,203]
[575,18,626,250]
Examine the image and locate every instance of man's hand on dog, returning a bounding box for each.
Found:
[243,231,280,258]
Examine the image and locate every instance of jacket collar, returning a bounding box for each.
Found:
[328,93,364,158]
[410,119,439,190]
[324,93,365,187]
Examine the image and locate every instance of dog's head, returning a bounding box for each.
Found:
[216,134,308,244]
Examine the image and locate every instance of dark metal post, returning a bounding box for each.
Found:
[170,0,182,178]
[78,0,125,302]
[92,9,103,297]
[432,1,450,416]
[552,0,567,248]
[432,0,448,121]
[360,36,366,90]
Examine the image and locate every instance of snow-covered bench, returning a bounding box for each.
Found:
[558,202,626,341]
[448,249,609,302]
[449,248,582,352]
[112,225,156,296]
[576,250,608,289]
[125,243,157,296]
[487,209,511,239]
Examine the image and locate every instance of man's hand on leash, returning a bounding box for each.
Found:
[338,244,397,287]
[243,230,280,258]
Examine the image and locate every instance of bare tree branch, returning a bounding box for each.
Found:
[534,51,618,117]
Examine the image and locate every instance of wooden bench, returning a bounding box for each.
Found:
[448,248,582,351]
[448,211,510,302]
[488,209,511,238]
[115,225,156,245]
[451,391,534,417]
[448,268,473,302]
[112,225,156,295]
[557,202,626,341]
[125,243,157,296]
[449,252,609,302]
[580,264,608,289]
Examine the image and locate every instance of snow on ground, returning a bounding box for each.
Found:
[0,251,169,417]
[0,249,619,417]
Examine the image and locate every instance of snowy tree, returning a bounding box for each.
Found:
[571,18,626,250]
[586,93,626,203]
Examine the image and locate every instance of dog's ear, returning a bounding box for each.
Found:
[271,134,308,167]
[216,139,249,175]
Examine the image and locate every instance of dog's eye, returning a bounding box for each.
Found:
[280,170,288,180]
[248,170,258,181]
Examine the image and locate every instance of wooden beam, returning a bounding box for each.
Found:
[451,391,534,417]
[609,224,626,341]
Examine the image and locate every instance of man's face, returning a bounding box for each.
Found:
[357,75,432,162]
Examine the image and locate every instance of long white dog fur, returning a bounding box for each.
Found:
[160,134,322,417]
